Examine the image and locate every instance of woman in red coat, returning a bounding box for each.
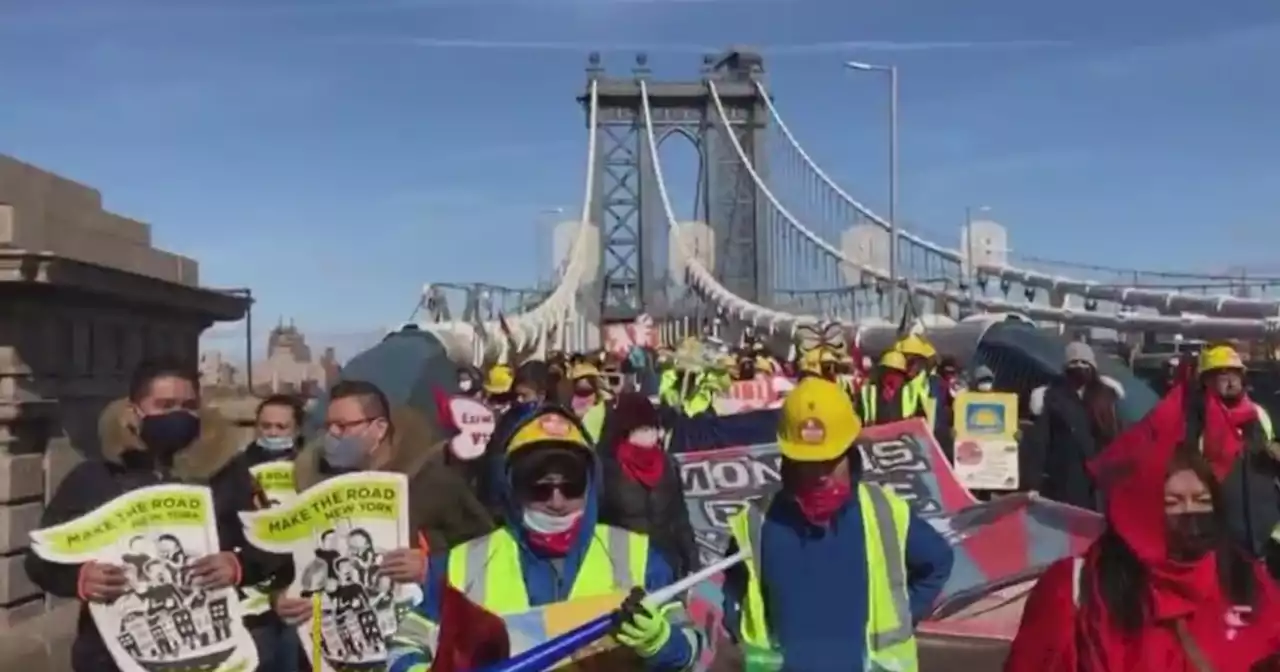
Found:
[1006,388,1280,672]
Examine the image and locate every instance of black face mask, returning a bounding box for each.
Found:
[139,411,202,458]
[1065,366,1093,385]
[1167,512,1218,561]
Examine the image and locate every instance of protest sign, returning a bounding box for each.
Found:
[239,471,417,672]
[448,396,495,461]
[29,484,257,672]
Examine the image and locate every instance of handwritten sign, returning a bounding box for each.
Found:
[448,396,495,461]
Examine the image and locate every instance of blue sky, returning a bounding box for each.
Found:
[2,0,1277,360]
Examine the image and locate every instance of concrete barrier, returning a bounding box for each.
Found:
[0,602,78,672]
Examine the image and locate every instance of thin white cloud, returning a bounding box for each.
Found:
[334,36,1069,55]
[1075,23,1279,81]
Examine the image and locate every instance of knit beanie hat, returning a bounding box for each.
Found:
[610,392,660,437]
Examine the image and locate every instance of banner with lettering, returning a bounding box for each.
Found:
[28,484,258,672]
[675,418,973,565]
[242,461,299,615]
[712,375,793,415]
[239,471,416,672]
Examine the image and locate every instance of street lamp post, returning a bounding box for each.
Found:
[845,60,899,321]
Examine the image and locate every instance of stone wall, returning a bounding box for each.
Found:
[0,154,250,669]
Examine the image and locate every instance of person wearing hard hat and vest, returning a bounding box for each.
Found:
[856,351,929,427]
[483,364,515,412]
[894,335,939,429]
[720,378,953,671]
[387,406,704,671]
[1189,343,1280,561]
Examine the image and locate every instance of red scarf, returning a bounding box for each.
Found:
[1070,385,1280,671]
[792,477,852,526]
[879,371,905,401]
[615,441,665,489]
[525,520,582,556]
[1201,390,1258,480]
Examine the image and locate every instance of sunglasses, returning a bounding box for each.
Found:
[523,480,587,501]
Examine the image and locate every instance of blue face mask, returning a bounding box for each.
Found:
[322,434,368,470]
[139,411,201,457]
[256,435,295,452]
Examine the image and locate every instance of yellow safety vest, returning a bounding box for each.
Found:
[908,375,937,427]
[1258,405,1275,443]
[447,524,649,613]
[859,385,920,425]
[727,484,919,672]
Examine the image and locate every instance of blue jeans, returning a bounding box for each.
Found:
[251,620,304,672]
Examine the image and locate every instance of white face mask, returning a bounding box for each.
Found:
[976,381,994,392]
[522,508,583,534]
[458,379,474,392]
[627,427,661,448]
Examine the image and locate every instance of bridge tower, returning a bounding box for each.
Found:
[580,48,772,323]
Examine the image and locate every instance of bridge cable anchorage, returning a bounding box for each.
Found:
[417,80,602,360]
[753,79,1280,333]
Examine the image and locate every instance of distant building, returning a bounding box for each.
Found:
[250,319,331,396]
[199,350,238,389]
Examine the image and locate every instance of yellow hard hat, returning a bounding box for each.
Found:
[505,408,591,457]
[895,334,936,359]
[569,361,601,380]
[799,348,824,375]
[777,377,862,462]
[879,350,908,372]
[1198,344,1245,375]
[484,365,514,394]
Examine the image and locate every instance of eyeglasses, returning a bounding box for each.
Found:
[523,480,587,501]
[324,418,377,434]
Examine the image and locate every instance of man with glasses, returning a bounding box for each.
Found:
[388,406,704,671]
[274,380,494,632]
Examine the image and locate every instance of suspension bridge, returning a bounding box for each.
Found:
[411,49,1280,364]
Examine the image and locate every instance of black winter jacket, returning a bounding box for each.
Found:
[24,399,290,672]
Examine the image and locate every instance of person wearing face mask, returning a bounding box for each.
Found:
[388,406,705,671]
[1022,342,1125,511]
[456,366,483,399]
[474,362,552,519]
[1185,344,1280,565]
[598,393,699,578]
[25,359,291,672]
[894,334,940,430]
[720,377,953,671]
[1005,390,1280,672]
[569,360,612,440]
[242,393,306,671]
[971,365,996,393]
[275,380,494,631]
[482,364,516,413]
[245,394,305,468]
[856,351,929,427]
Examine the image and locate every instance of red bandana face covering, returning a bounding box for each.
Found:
[792,477,853,526]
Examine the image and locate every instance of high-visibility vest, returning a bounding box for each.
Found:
[1258,405,1274,443]
[727,484,919,672]
[907,375,937,427]
[859,385,920,425]
[446,524,649,612]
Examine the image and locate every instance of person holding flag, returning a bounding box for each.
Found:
[721,377,953,671]
[387,405,703,671]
